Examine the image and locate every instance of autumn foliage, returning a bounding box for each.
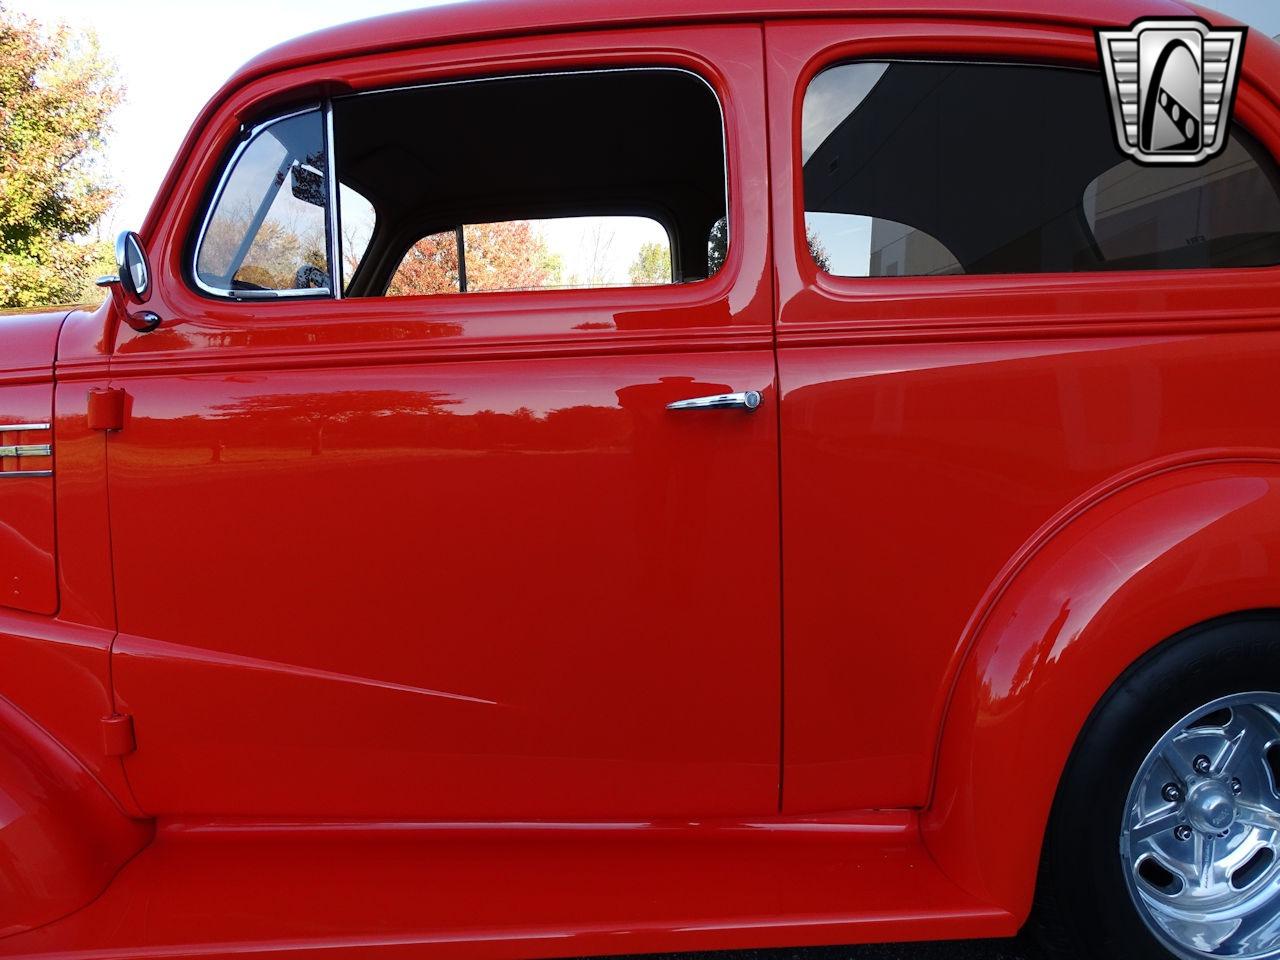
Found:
[0,4,122,307]
[388,221,563,296]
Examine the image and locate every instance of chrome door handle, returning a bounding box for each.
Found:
[666,390,762,412]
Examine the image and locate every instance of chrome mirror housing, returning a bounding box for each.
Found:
[114,230,150,300]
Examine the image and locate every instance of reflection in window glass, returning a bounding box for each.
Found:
[708,217,728,276]
[802,62,888,164]
[802,60,1280,277]
[805,212,961,277]
[1084,137,1280,268]
[195,111,331,294]
[388,216,673,296]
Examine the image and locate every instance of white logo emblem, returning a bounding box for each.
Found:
[1098,18,1247,165]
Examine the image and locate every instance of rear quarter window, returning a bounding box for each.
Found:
[802,60,1280,277]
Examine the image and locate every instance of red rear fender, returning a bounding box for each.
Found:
[925,459,1280,918]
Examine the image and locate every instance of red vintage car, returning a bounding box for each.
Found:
[3,0,1280,958]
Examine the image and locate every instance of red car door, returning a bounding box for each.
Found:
[105,25,780,820]
[768,18,1280,813]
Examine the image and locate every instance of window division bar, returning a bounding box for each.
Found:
[456,226,468,293]
[324,99,343,300]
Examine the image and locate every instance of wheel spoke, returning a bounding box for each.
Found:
[1238,801,1280,834]
[1217,719,1258,778]
[1130,808,1182,845]
[1195,833,1218,890]
[1160,745,1195,782]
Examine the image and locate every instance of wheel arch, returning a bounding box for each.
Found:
[922,457,1280,919]
[0,694,151,938]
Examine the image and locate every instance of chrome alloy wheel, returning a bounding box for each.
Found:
[1122,693,1280,959]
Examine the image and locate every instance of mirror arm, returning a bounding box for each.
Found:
[124,311,162,333]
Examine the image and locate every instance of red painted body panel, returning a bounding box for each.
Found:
[0,696,150,938]
[927,462,1280,915]
[108,25,781,820]
[0,309,65,383]
[0,816,1015,959]
[3,0,1280,955]
[0,402,55,615]
[0,310,63,616]
[766,19,1280,814]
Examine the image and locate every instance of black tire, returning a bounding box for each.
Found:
[1029,612,1280,960]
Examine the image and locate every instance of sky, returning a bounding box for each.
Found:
[20,0,461,234]
[16,0,1280,240]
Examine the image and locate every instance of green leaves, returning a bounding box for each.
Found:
[0,4,122,307]
[628,241,671,286]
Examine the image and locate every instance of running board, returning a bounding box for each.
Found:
[0,813,1016,959]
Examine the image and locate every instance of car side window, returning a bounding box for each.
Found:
[194,110,333,297]
[336,69,725,298]
[192,70,726,302]
[802,60,1280,277]
[338,183,376,294]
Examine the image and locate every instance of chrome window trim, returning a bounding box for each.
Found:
[191,104,333,301]
[0,471,53,479]
[324,100,343,300]
[337,67,731,280]
[190,66,731,304]
[0,423,50,432]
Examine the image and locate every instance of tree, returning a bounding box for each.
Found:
[806,225,832,273]
[707,217,727,276]
[709,217,832,274]
[388,221,562,296]
[629,241,671,285]
[0,5,122,308]
[567,221,616,288]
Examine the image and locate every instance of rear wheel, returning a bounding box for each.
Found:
[1032,615,1280,960]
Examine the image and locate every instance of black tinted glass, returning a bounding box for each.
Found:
[803,61,1280,277]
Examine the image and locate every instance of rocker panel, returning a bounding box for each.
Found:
[0,815,1013,959]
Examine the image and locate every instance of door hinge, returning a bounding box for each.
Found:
[101,713,136,756]
[87,387,127,432]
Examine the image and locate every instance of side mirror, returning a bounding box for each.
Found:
[95,230,161,333]
[116,231,150,299]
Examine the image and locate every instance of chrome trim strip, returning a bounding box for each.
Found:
[324,100,343,300]
[0,470,53,479]
[0,444,52,457]
[224,287,332,299]
[191,104,330,302]
[0,423,50,432]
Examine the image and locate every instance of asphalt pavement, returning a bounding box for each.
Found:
[577,939,1033,960]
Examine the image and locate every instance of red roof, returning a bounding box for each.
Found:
[235,0,1200,88]
[143,0,1268,238]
